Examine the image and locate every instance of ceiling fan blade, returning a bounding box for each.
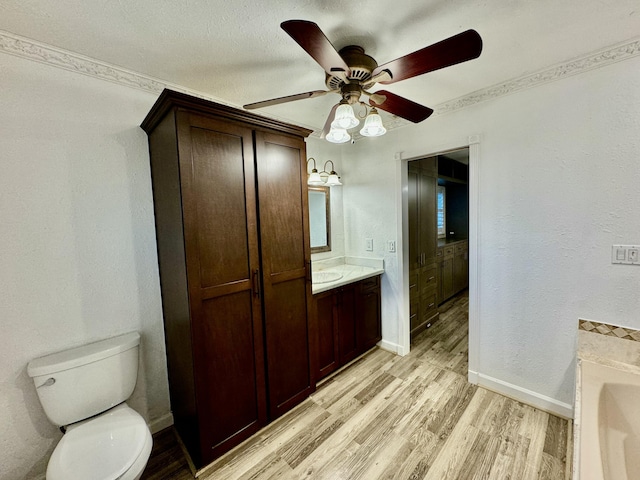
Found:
[369,90,434,123]
[281,20,351,77]
[320,104,339,139]
[244,90,329,109]
[371,29,482,85]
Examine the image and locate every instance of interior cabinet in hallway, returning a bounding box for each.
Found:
[408,157,439,337]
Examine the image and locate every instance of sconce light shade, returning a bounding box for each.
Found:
[332,103,359,130]
[325,127,351,144]
[307,169,324,186]
[359,108,387,137]
[326,172,342,186]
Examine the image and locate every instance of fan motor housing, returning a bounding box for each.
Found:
[325,45,378,90]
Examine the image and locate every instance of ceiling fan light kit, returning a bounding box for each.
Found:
[325,127,351,144]
[360,108,386,137]
[332,102,359,130]
[244,20,482,144]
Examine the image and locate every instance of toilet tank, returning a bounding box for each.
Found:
[27,332,140,426]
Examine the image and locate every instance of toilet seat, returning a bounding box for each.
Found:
[47,404,152,480]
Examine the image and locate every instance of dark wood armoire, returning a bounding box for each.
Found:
[141,90,316,468]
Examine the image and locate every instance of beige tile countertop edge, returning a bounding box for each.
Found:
[311,257,384,295]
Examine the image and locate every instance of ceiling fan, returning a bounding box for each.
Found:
[244,20,483,142]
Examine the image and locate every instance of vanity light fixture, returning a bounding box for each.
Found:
[306,158,342,186]
[322,160,342,186]
[306,158,324,186]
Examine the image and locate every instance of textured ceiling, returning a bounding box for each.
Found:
[1,0,639,130]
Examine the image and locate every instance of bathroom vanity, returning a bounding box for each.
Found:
[311,258,384,380]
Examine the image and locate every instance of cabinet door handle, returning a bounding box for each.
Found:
[429,302,435,308]
[429,276,435,281]
[252,269,260,298]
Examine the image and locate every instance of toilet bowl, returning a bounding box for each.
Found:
[47,404,153,480]
[28,332,153,480]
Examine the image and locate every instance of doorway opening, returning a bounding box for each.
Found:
[398,138,479,384]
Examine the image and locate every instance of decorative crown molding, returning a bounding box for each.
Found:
[435,37,640,115]
[0,30,167,93]
[2,29,639,135]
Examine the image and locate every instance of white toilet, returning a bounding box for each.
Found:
[28,332,153,480]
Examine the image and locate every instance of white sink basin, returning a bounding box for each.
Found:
[312,271,343,284]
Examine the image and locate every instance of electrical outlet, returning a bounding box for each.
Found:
[388,240,396,253]
[365,238,373,251]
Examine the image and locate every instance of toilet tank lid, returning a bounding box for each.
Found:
[27,332,140,378]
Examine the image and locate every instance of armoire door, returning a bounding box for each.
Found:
[176,112,267,462]
[254,131,314,419]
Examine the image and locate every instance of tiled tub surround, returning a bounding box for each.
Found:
[574,320,640,480]
[311,257,384,294]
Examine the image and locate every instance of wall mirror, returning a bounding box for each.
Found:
[308,186,331,253]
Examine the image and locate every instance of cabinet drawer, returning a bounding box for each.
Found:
[455,242,468,253]
[421,266,437,289]
[409,270,418,287]
[358,275,380,292]
[423,293,438,318]
[443,246,455,257]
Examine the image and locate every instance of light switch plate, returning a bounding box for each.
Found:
[365,238,373,251]
[612,245,640,265]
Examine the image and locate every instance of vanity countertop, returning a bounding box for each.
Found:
[311,257,384,295]
[437,238,468,247]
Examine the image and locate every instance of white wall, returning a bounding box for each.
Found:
[0,55,170,479]
[338,55,640,413]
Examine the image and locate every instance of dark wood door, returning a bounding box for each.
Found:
[337,285,357,364]
[442,258,454,300]
[315,291,339,380]
[255,131,313,419]
[356,277,382,352]
[418,168,437,262]
[176,112,267,463]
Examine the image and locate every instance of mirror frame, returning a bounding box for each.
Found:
[308,186,331,253]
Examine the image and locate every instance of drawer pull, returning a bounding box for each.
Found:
[428,303,435,308]
[428,276,435,281]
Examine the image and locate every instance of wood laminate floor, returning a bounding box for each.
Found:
[142,291,572,480]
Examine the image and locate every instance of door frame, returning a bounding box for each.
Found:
[396,135,480,385]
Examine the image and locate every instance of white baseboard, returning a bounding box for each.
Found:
[149,412,174,434]
[378,339,407,355]
[470,370,574,419]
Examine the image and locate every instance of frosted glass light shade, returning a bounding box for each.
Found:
[307,169,324,185]
[360,110,387,137]
[326,172,342,186]
[331,103,359,130]
[326,127,351,144]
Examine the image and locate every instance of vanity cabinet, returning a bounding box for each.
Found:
[141,90,314,468]
[314,276,382,381]
[408,158,439,337]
